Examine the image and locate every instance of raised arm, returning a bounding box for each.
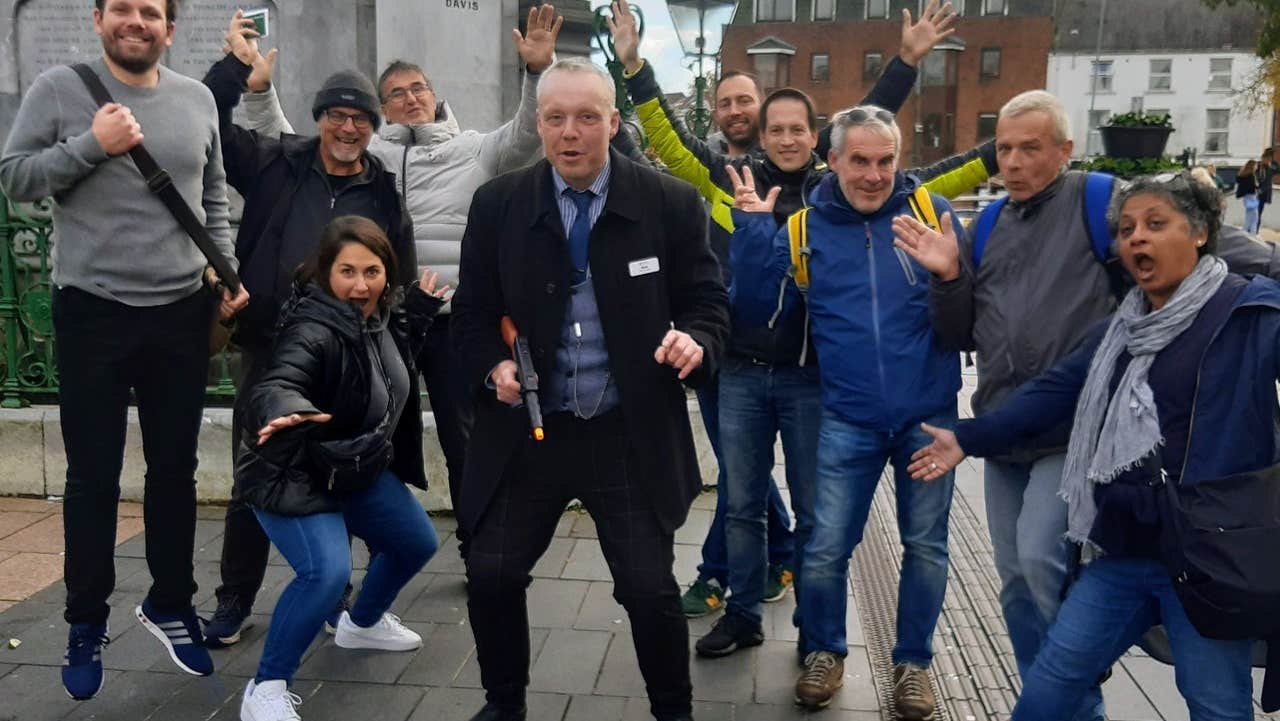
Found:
[0,70,115,201]
[477,4,560,174]
[911,139,999,200]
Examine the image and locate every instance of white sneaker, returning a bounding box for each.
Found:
[240,679,302,721]
[333,611,422,651]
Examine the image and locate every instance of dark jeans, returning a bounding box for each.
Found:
[692,377,793,587]
[466,411,691,720]
[54,286,211,625]
[719,359,819,626]
[416,314,473,550]
[214,347,273,610]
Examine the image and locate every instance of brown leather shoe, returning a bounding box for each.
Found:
[794,650,844,708]
[893,662,936,720]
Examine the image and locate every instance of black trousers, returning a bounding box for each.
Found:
[214,347,273,609]
[416,314,473,549]
[465,411,692,720]
[54,286,211,625]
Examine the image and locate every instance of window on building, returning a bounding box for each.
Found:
[982,0,1007,14]
[1086,109,1111,155]
[866,0,889,19]
[977,113,998,141]
[813,0,835,21]
[811,53,830,82]
[921,51,952,87]
[1205,109,1230,154]
[1148,58,1172,91]
[753,53,791,92]
[1209,58,1233,91]
[863,51,884,82]
[1091,60,1113,93]
[980,48,1001,79]
[755,0,795,22]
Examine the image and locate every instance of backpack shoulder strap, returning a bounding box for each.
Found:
[70,63,113,107]
[907,186,940,231]
[1083,171,1132,301]
[972,195,1008,270]
[1083,171,1117,262]
[787,207,811,293]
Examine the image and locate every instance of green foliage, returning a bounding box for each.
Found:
[1104,112,1173,129]
[1075,156,1184,178]
[1201,0,1280,57]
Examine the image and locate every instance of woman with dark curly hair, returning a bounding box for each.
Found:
[233,215,449,721]
[909,172,1278,720]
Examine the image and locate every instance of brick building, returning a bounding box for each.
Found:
[720,0,1056,164]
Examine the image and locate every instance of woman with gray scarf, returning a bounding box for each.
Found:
[906,172,1280,720]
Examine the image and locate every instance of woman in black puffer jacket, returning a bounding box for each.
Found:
[233,216,448,719]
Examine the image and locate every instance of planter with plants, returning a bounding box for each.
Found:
[1099,112,1174,160]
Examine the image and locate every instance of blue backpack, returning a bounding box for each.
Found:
[971,172,1130,301]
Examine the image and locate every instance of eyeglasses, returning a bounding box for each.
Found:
[383,83,432,104]
[323,109,373,130]
[842,106,895,125]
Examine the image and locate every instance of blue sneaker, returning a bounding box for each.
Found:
[135,600,213,676]
[203,596,253,648]
[63,622,109,700]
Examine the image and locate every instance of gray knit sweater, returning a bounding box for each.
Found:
[0,59,232,306]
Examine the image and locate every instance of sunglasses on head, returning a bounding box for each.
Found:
[843,107,895,125]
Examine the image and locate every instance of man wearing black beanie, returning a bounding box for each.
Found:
[198,11,417,663]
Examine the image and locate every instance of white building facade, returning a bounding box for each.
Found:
[1047,51,1271,167]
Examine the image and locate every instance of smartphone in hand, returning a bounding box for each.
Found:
[243,8,269,38]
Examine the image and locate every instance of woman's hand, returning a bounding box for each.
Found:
[418,268,451,300]
[257,412,332,446]
[906,423,965,481]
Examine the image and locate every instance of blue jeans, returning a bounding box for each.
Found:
[986,456,1103,721]
[720,359,817,626]
[1014,556,1254,721]
[801,408,956,664]
[693,378,794,587]
[1245,196,1261,235]
[253,470,439,684]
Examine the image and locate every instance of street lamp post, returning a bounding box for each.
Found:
[666,0,737,139]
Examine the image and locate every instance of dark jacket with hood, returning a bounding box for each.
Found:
[234,281,444,516]
[203,54,416,353]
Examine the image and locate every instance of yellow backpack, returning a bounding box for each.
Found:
[786,185,940,293]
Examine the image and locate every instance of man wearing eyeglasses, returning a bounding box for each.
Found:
[234,7,562,567]
[196,16,417,649]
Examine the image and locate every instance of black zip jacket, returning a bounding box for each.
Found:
[204,54,416,353]
[234,281,444,516]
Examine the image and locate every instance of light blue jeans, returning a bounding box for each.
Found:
[800,407,956,664]
[253,470,438,684]
[1014,556,1254,721]
[985,456,1103,721]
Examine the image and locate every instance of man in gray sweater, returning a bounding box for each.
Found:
[0,0,247,702]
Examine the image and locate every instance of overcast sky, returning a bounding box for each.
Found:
[587,0,710,95]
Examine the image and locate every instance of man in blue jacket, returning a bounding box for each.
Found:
[729,106,964,718]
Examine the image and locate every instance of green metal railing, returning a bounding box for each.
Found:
[0,194,238,408]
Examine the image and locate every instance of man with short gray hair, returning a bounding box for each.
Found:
[452,57,729,721]
[729,105,966,717]
[897,87,1111,721]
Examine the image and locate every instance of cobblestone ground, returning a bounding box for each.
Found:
[0,369,1277,720]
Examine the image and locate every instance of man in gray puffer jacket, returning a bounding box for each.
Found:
[240,7,561,546]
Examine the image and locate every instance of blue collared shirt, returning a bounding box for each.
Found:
[550,160,611,238]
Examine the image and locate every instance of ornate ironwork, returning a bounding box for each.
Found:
[0,192,238,407]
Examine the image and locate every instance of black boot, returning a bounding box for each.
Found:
[466,702,527,721]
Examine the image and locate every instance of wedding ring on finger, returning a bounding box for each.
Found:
[929,462,938,471]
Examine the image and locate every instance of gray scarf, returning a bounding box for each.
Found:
[1061,254,1228,544]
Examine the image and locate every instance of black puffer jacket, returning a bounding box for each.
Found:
[234,281,444,516]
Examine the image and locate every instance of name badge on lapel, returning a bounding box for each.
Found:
[628,256,660,277]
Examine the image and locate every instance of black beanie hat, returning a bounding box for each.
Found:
[312,69,382,130]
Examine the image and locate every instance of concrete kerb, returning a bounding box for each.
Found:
[0,400,718,512]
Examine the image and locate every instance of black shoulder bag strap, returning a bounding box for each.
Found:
[70,63,241,294]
